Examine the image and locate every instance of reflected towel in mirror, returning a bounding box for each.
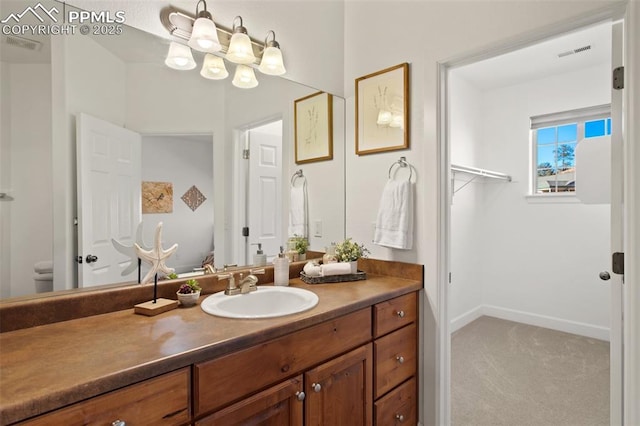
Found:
[288,179,308,238]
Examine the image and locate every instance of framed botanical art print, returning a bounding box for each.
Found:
[355,63,409,155]
[142,181,173,214]
[294,91,333,164]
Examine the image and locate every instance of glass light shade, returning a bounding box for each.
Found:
[258,46,286,75]
[376,110,392,126]
[226,32,256,64]
[232,64,259,89]
[188,17,221,53]
[164,42,196,70]
[200,54,229,80]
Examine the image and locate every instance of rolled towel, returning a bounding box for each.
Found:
[33,272,53,281]
[320,262,352,277]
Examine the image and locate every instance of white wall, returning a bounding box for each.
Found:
[141,135,214,273]
[0,61,9,298]
[0,63,53,297]
[449,73,484,327]
[449,64,611,340]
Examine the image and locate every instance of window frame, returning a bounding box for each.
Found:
[529,104,611,197]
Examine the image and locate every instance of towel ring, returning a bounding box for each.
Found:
[291,169,306,186]
[388,157,413,181]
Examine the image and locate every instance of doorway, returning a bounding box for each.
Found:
[440,19,624,425]
[234,120,284,266]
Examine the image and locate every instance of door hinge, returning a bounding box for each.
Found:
[449,272,452,284]
[612,252,624,275]
[242,149,250,159]
[613,66,624,90]
[242,227,249,237]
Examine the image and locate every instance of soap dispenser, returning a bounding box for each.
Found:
[273,246,290,286]
[252,243,266,266]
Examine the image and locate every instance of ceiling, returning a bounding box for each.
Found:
[452,21,612,91]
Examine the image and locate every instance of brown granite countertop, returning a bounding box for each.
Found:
[0,269,422,425]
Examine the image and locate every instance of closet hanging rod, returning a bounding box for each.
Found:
[451,164,512,182]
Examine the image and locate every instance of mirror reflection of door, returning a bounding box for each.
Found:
[77,113,141,288]
[236,120,283,266]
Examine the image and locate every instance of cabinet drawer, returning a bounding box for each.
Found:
[374,292,416,337]
[374,323,416,399]
[195,308,372,416]
[374,377,416,426]
[20,368,190,426]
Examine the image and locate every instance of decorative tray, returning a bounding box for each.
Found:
[299,271,367,284]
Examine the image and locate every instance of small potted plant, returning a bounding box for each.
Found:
[292,235,310,261]
[335,238,370,273]
[176,279,201,306]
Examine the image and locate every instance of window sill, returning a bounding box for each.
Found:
[525,194,580,204]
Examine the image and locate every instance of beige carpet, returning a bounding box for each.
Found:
[451,316,609,426]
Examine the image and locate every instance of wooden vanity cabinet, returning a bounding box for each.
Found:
[18,368,190,426]
[194,308,372,421]
[373,292,418,425]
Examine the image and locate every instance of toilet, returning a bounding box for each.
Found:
[33,261,53,293]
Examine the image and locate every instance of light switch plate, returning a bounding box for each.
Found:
[314,220,322,237]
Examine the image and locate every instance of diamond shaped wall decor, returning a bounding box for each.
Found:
[181,185,206,211]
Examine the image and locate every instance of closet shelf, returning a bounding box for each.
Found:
[451,164,511,182]
[451,164,511,195]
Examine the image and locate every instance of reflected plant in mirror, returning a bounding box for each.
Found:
[0,0,346,300]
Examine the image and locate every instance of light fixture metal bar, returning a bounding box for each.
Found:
[160,7,264,65]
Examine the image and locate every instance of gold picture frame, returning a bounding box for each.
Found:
[294,91,333,164]
[355,63,409,155]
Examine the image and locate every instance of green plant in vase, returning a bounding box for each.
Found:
[292,235,309,260]
[335,238,370,273]
[176,279,202,307]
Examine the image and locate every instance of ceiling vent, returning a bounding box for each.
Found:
[558,44,592,58]
[3,35,42,51]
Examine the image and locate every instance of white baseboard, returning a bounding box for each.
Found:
[450,305,483,333]
[450,304,610,341]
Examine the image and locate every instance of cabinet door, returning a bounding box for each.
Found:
[305,344,373,426]
[196,375,303,426]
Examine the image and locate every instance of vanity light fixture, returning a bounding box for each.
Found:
[232,64,259,88]
[165,41,196,70]
[226,16,257,64]
[258,31,286,76]
[161,6,287,87]
[200,53,229,79]
[187,0,221,53]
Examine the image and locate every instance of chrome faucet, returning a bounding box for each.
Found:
[220,268,265,295]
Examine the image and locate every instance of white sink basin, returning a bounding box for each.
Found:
[200,286,319,319]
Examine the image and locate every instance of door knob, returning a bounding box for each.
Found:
[599,271,611,281]
[86,254,98,264]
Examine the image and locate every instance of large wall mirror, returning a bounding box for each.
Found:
[0,0,346,299]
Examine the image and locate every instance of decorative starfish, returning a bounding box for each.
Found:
[135,222,178,284]
[111,222,152,276]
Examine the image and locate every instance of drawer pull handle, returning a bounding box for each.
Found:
[396,355,405,364]
[396,310,405,318]
[312,383,322,392]
[112,421,126,426]
[395,413,405,422]
[296,391,306,401]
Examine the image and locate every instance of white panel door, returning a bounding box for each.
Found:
[248,128,282,262]
[608,21,624,426]
[77,113,141,287]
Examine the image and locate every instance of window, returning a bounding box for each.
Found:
[530,104,610,195]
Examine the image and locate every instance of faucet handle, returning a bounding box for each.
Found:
[250,268,266,275]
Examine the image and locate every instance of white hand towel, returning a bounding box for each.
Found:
[288,180,308,238]
[373,179,413,250]
[320,262,352,276]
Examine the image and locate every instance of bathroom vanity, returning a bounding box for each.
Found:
[0,259,422,425]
